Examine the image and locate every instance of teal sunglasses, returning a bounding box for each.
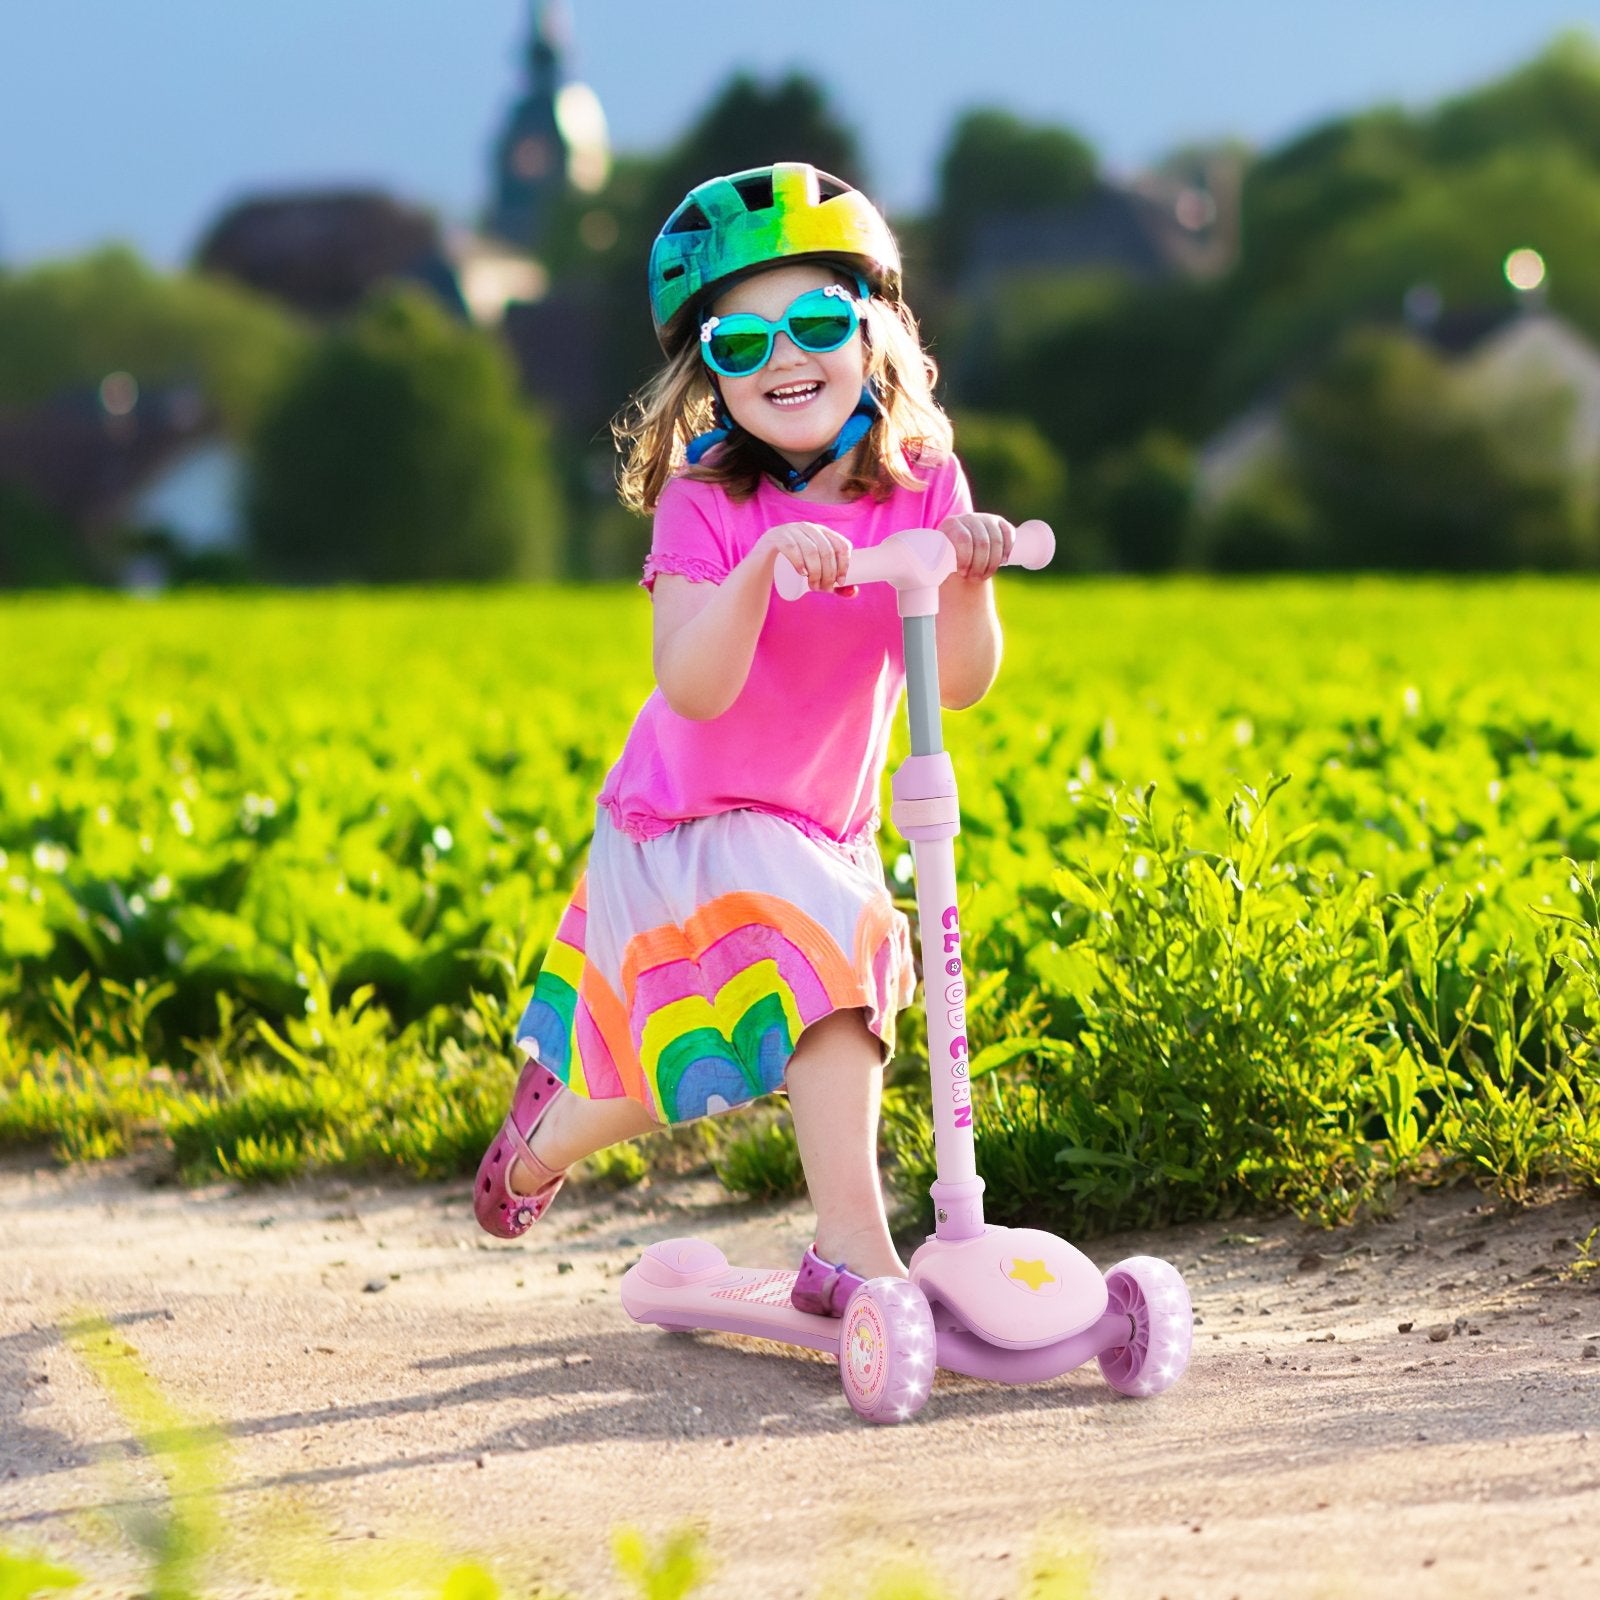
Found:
[699,282,865,378]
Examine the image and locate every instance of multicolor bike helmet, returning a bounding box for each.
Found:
[649,162,902,356]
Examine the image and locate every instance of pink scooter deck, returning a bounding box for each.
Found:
[619,1238,844,1354]
[620,1238,1136,1383]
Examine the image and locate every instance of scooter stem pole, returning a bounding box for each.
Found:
[892,609,986,1239]
[774,523,1055,1241]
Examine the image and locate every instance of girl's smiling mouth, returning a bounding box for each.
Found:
[766,381,822,407]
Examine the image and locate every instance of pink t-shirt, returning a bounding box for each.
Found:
[597,454,972,845]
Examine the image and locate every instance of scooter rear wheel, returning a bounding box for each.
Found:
[1097,1255,1193,1397]
[838,1278,935,1424]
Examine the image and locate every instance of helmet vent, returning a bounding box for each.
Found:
[666,202,710,235]
[732,174,775,212]
[662,264,685,281]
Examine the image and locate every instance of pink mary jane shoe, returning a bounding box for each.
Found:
[475,1058,569,1239]
[790,1244,867,1317]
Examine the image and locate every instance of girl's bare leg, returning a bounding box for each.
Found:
[783,1008,906,1281]
[509,1089,658,1193]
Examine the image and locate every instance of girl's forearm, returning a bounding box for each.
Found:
[935,576,1002,709]
[654,547,780,721]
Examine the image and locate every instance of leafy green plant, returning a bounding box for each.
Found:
[1566,1224,1599,1284]
[0,1547,81,1600]
[707,1110,808,1201]
[581,1139,651,1188]
[612,1527,707,1600]
[2,578,1597,1223]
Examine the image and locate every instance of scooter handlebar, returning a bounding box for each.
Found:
[773,519,1055,601]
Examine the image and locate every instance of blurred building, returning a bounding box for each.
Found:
[485,0,610,254]
[485,0,613,431]
[1196,291,1600,511]
[190,1,606,424]
[0,378,239,584]
[195,190,457,319]
[960,150,1243,295]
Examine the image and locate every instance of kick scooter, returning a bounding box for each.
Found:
[620,520,1193,1423]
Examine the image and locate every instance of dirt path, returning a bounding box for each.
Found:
[2,1156,1596,1600]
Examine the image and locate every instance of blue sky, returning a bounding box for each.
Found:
[2,0,1597,268]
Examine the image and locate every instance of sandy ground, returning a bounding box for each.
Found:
[1,1154,1597,1600]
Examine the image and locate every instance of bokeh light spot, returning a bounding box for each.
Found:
[1504,248,1546,292]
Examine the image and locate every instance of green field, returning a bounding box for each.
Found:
[2,578,1597,1231]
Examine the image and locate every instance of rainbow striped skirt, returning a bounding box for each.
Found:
[513,807,915,1125]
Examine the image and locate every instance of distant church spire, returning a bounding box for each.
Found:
[486,1,609,254]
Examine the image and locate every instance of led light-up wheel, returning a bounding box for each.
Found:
[1097,1256,1193,1397]
[838,1278,936,1424]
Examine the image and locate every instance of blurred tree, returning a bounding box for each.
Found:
[949,409,1078,560]
[1427,31,1600,170]
[1091,430,1196,574]
[1193,461,1317,573]
[0,245,306,435]
[1221,146,1600,404]
[1225,36,1600,405]
[647,72,865,214]
[248,289,564,583]
[1286,328,1591,569]
[0,481,92,587]
[931,109,1098,280]
[958,271,1228,467]
[1236,109,1428,302]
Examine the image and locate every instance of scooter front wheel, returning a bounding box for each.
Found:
[1097,1255,1193,1397]
[838,1278,935,1424]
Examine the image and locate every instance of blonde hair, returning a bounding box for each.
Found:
[614,279,953,515]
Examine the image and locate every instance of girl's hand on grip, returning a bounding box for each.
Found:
[758,522,858,598]
[939,512,1015,582]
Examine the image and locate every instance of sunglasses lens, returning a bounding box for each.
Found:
[787,290,857,352]
[707,323,769,375]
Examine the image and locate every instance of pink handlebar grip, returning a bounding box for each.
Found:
[773,519,1055,601]
[1008,518,1056,570]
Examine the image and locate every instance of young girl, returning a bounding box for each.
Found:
[475,162,1016,1313]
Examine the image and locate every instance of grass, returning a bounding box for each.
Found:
[1,579,1597,1233]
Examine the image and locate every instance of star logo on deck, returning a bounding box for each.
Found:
[1007,1258,1057,1292]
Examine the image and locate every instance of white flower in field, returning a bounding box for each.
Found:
[170,799,195,837]
[32,842,68,873]
[432,825,454,851]
[1402,686,1420,715]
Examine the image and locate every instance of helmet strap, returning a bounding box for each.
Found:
[761,384,880,493]
[684,382,881,491]
[684,401,734,466]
